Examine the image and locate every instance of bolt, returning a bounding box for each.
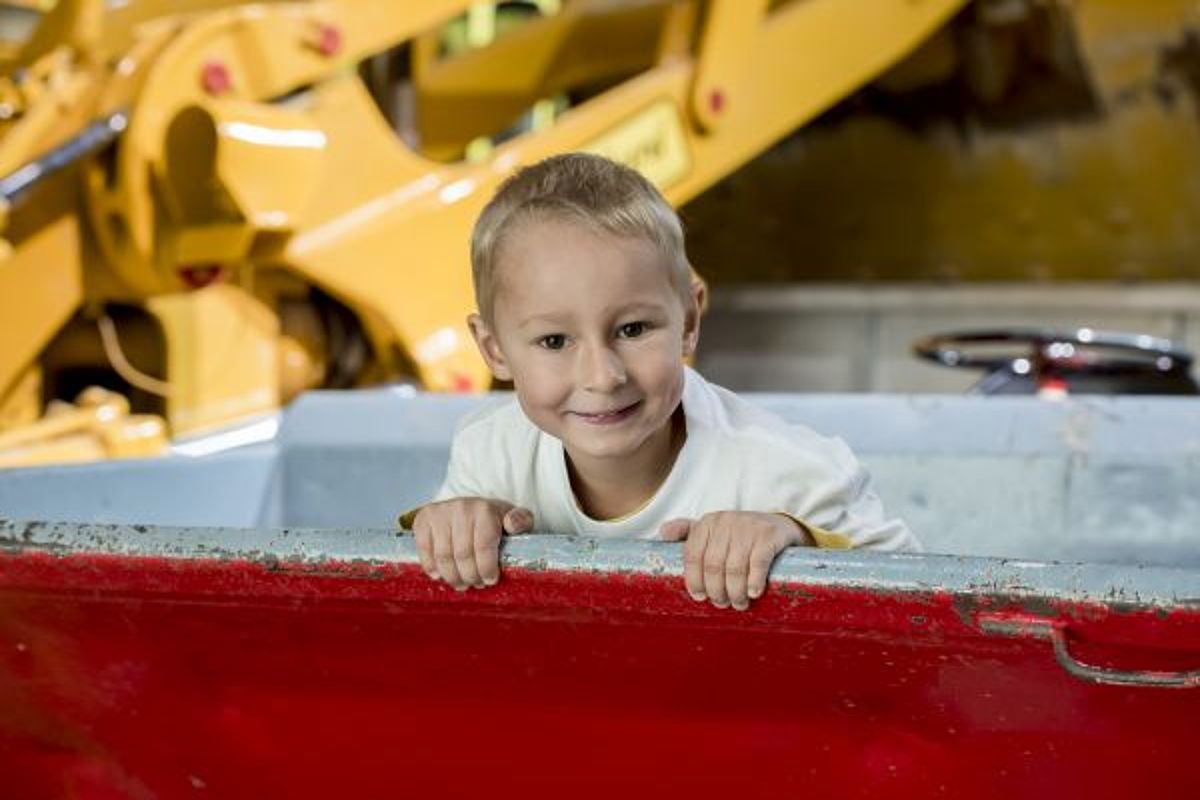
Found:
[200,61,232,96]
[314,23,343,57]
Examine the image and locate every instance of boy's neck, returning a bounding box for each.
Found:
[565,405,686,521]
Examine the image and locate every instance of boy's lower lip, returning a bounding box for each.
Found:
[572,401,641,425]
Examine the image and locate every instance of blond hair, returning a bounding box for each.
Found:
[470,152,691,322]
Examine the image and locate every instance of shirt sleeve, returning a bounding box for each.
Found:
[433,429,490,501]
[773,512,854,550]
[772,437,921,553]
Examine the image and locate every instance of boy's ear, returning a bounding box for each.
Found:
[468,313,513,381]
[682,278,705,358]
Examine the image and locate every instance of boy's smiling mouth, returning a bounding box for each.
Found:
[570,400,642,425]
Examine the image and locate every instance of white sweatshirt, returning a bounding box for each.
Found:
[433,368,919,551]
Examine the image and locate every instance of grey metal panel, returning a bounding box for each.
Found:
[755,394,1200,456]
[275,390,488,527]
[1,390,1199,570]
[279,444,446,528]
[870,455,1071,559]
[0,446,279,527]
[280,390,1200,455]
[279,388,484,446]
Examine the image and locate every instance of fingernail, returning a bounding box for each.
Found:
[748,587,762,599]
[688,591,705,602]
[713,599,729,609]
[453,584,468,593]
[733,602,749,612]
[483,576,498,586]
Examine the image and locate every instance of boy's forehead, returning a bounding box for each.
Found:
[496,218,668,281]
[504,214,645,253]
[485,216,686,322]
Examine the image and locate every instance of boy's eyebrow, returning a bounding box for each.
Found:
[517,312,572,329]
[612,301,670,316]
[517,302,671,329]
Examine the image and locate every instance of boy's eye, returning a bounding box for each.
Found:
[538,334,567,350]
[617,321,648,339]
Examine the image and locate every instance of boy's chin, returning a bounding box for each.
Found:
[562,433,639,461]
[561,422,668,462]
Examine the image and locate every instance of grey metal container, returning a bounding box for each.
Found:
[3,389,1199,567]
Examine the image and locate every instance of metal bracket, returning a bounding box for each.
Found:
[978,613,1200,689]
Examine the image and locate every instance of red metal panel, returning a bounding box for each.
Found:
[1,551,1199,799]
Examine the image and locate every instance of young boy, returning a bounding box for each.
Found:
[403,153,917,610]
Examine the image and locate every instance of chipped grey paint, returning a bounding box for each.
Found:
[2,519,1197,611]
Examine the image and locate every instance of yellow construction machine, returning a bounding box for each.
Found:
[0,0,970,466]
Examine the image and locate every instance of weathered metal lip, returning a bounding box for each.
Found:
[3,517,1197,609]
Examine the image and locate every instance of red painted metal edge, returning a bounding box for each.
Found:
[2,550,1199,799]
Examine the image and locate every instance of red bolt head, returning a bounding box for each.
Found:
[200,61,232,96]
[708,89,726,114]
[315,23,343,57]
[178,264,226,290]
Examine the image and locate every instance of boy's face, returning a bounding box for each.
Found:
[469,218,701,465]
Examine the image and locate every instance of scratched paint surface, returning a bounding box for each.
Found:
[1,538,1199,799]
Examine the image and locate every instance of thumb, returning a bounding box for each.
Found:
[502,506,535,535]
[659,517,693,542]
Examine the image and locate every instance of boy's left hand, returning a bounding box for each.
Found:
[659,512,810,611]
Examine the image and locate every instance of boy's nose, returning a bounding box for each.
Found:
[580,344,627,392]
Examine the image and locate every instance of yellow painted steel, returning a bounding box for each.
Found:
[0,387,166,468]
[584,99,692,189]
[145,284,280,437]
[0,365,40,432]
[0,0,968,465]
[0,212,82,398]
[689,0,768,133]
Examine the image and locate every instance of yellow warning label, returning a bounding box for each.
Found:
[583,99,690,191]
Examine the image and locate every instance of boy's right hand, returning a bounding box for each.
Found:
[411,498,534,590]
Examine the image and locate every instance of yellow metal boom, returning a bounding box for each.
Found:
[0,0,965,465]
